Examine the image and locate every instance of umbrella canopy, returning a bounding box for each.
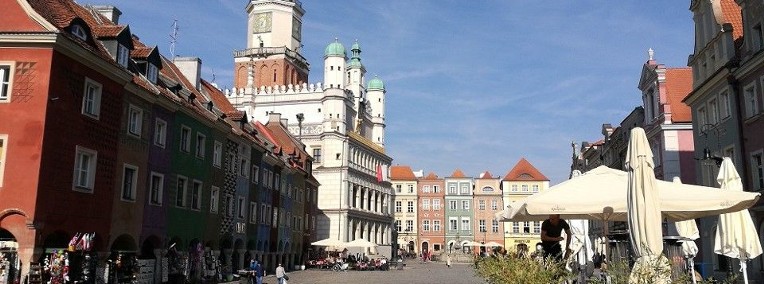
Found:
[484,241,503,247]
[499,166,760,222]
[568,219,593,265]
[345,238,377,248]
[626,127,669,283]
[673,176,700,284]
[462,241,483,247]
[714,158,763,284]
[311,238,348,248]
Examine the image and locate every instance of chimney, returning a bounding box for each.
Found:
[268,112,282,125]
[92,5,122,24]
[173,57,202,91]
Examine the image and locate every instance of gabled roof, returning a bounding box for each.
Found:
[719,0,742,45]
[201,79,237,113]
[263,116,312,171]
[479,171,494,179]
[421,172,440,180]
[503,158,549,181]
[92,25,124,38]
[449,169,466,178]
[390,166,417,180]
[664,68,693,123]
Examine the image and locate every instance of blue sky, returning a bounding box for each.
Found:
[76,0,694,184]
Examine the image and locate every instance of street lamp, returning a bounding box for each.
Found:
[697,123,723,167]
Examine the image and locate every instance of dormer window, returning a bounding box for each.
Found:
[71,24,87,41]
[147,64,158,83]
[117,44,129,67]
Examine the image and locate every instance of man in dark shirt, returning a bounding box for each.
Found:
[540,214,572,262]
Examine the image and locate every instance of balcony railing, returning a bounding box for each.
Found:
[233,46,309,68]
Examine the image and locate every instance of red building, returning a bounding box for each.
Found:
[417,172,445,256]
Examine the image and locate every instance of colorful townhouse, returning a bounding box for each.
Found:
[444,169,474,253]
[473,172,503,252]
[390,166,418,255]
[417,172,445,256]
[501,158,549,253]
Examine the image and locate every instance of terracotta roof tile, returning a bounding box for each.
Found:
[422,172,440,180]
[390,166,417,180]
[479,171,494,179]
[263,117,311,169]
[449,169,467,178]
[720,0,742,44]
[201,80,237,113]
[92,25,124,38]
[664,68,693,123]
[225,111,245,121]
[503,158,549,181]
[28,0,78,28]
[131,46,153,59]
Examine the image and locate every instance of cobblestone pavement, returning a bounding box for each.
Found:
[260,261,486,284]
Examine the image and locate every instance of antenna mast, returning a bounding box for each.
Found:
[170,19,179,58]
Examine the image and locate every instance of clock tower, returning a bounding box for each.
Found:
[233,0,309,89]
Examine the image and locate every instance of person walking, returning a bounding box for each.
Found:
[248,260,258,284]
[446,254,452,268]
[275,263,286,284]
[254,260,264,284]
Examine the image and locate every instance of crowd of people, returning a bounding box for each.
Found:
[305,248,391,271]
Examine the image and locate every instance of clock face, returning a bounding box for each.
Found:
[253,12,271,33]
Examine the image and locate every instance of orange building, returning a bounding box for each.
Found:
[417,172,445,256]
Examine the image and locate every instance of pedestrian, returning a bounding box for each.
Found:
[248,260,258,284]
[275,263,287,284]
[254,260,264,284]
[446,254,451,268]
[540,214,572,262]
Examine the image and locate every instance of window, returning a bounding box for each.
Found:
[752,152,764,191]
[512,222,519,233]
[396,184,402,193]
[81,78,102,118]
[492,220,499,233]
[407,184,414,193]
[313,147,321,163]
[433,220,441,231]
[213,141,222,167]
[407,201,414,213]
[449,218,458,230]
[460,185,469,194]
[479,220,486,232]
[154,119,167,147]
[449,200,457,210]
[522,185,529,192]
[238,196,246,219]
[179,126,191,152]
[250,202,257,224]
[448,185,456,194]
[534,221,541,234]
[176,176,188,207]
[191,180,202,210]
[532,185,539,192]
[147,64,158,83]
[121,164,138,201]
[71,24,87,40]
[423,185,431,193]
[432,199,441,210]
[478,200,485,210]
[433,185,439,193]
[423,220,430,231]
[491,200,498,210]
[395,201,402,213]
[405,220,413,232]
[251,165,260,184]
[73,146,97,192]
[0,64,13,102]
[422,199,430,210]
[719,91,730,119]
[461,218,470,231]
[149,172,164,206]
[275,173,280,190]
[128,105,143,137]
[511,185,518,192]
[395,220,402,232]
[0,135,7,187]
[225,194,234,217]
[744,83,759,118]
[707,98,718,125]
[210,186,219,213]
[697,106,707,126]
[462,200,470,210]
[195,133,206,158]
[260,204,267,223]
[117,44,130,67]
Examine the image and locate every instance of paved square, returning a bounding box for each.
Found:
[263,261,486,284]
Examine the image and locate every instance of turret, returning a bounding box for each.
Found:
[367,76,386,147]
[324,38,346,89]
[346,40,366,115]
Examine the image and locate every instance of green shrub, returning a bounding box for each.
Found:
[474,255,571,284]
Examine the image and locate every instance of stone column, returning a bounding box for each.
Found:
[360,188,366,210]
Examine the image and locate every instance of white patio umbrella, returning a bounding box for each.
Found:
[673,177,700,284]
[714,157,763,284]
[484,241,503,247]
[567,219,594,282]
[626,127,669,283]
[345,238,377,248]
[311,238,348,248]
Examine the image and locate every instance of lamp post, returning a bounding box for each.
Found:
[696,123,724,174]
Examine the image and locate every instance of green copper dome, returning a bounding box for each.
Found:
[367,76,384,90]
[348,58,363,69]
[324,39,346,57]
[351,41,361,51]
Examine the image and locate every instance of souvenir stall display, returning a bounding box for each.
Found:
[186,244,203,283]
[42,233,98,284]
[107,253,139,284]
[202,249,219,282]
[0,241,20,284]
[164,244,187,284]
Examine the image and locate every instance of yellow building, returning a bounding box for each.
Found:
[500,158,549,254]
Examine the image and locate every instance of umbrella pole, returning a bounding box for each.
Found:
[741,259,749,284]
[688,257,696,284]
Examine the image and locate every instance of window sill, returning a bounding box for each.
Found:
[72,186,94,193]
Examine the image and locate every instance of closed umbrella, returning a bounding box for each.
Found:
[626,127,669,283]
[672,177,699,284]
[714,157,763,284]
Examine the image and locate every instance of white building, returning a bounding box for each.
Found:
[390,166,419,254]
[227,0,394,245]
